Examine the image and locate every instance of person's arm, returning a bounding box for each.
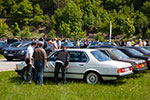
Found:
[43,49,48,68]
[29,53,32,66]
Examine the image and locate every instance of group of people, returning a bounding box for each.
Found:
[25,35,69,85]
[121,39,149,47]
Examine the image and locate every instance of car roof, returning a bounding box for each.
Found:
[56,48,98,52]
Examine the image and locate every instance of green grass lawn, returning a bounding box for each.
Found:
[0,54,4,59]
[0,71,150,100]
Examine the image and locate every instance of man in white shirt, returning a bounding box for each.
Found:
[25,41,37,83]
[52,38,58,51]
[126,40,132,47]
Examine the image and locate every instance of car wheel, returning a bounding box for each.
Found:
[22,69,27,81]
[22,68,34,81]
[86,72,100,84]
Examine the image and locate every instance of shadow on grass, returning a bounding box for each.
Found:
[9,76,25,85]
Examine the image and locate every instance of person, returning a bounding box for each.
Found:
[25,41,37,83]
[76,40,80,48]
[52,38,58,51]
[57,39,61,49]
[83,40,88,48]
[131,40,135,46]
[55,46,69,85]
[126,40,131,47]
[39,34,47,48]
[120,40,125,46]
[143,40,147,46]
[139,39,143,47]
[33,41,48,85]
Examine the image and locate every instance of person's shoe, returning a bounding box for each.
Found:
[27,81,32,84]
[63,81,67,84]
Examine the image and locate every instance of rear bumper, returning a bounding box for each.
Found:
[134,67,148,72]
[101,72,133,81]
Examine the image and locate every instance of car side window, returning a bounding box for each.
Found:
[47,52,58,61]
[68,51,88,62]
[100,50,110,57]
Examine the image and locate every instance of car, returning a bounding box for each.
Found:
[15,49,133,84]
[128,47,150,56]
[0,41,7,54]
[143,46,150,52]
[3,41,32,61]
[87,41,103,48]
[3,41,52,61]
[117,47,150,69]
[98,48,147,72]
[61,42,74,48]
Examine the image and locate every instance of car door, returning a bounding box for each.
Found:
[67,51,89,78]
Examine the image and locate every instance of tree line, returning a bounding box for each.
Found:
[0,0,150,40]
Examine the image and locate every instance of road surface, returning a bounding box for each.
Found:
[0,59,22,71]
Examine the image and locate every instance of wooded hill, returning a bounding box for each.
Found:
[0,0,150,40]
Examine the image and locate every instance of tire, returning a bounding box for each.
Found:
[85,72,100,84]
[22,69,27,81]
[21,67,34,81]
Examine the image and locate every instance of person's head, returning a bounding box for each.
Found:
[62,46,67,51]
[139,39,142,41]
[38,41,44,48]
[54,37,57,41]
[31,41,37,48]
[43,35,47,39]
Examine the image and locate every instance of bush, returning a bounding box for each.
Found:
[95,32,104,41]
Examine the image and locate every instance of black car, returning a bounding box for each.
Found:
[128,47,150,56]
[0,41,7,54]
[87,41,103,48]
[117,47,150,69]
[61,42,74,48]
[3,41,52,61]
[3,41,32,61]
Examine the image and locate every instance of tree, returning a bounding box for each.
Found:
[134,11,149,38]
[11,22,20,36]
[33,4,43,15]
[0,20,8,37]
[47,29,56,39]
[54,1,83,37]
[10,0,33,25]
[20,26,31,38]
[58,21,71,37]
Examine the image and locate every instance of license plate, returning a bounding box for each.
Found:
[125,68,129,72]
[8,54,14,56]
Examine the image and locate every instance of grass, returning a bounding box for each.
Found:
[0,71,150,100]
[0,54,4,59]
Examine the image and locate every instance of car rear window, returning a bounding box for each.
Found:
[128,48,143,56]
[91,51,111,61]
[112,49,129,59]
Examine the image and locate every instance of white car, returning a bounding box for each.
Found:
[15,49,133,84]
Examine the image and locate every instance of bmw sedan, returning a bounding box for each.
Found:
[117,47,150,69]
[98,48,147,72]
[15,49,133,84]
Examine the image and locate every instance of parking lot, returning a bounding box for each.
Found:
[0,59,21,71]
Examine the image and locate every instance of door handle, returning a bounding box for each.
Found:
[79,64,84,66]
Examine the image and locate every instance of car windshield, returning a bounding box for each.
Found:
[91,51,111,61]
[128,48,144,56]
[112,49,129,59]
[9,42,21,47]
[61,42,73,47]
[140,47,150,53]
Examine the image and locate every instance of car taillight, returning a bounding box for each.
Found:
[118,68,125,73]
[136,64,142,68]
[148,60,150,64]
[129,67,132,71]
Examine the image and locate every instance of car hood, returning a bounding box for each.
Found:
[4,47,27,51]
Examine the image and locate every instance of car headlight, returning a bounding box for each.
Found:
[21,50,25,54]
[4,50,7,54]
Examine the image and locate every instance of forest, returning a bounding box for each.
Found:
[0,0,150,40]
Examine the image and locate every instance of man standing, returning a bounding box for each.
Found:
[33,41,48,85]
[25,41,37,83]
[55,46,69,85]
[52,38,58,51]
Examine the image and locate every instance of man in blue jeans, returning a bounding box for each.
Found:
[33,41,48,85]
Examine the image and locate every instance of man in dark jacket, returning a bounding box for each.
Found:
[55,46,69,84]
